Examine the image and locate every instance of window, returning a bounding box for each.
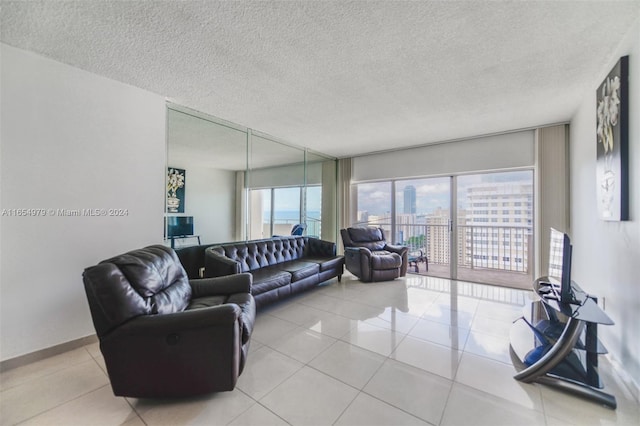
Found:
[249,185,321,239]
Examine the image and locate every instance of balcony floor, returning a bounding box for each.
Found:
[409,262,533,290]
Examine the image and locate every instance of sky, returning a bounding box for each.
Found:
[356,170,533,216]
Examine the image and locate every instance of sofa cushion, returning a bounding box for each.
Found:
[277,261,319,282]
[250,267,292,295]
[304,256,344,273]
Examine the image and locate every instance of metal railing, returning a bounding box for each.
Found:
[267,216,322,238]
[354,221,532,275]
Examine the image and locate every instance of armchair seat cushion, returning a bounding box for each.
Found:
[370,252,402,270]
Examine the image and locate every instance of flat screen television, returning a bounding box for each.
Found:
[547,228,577,304]
[166,216,194,238]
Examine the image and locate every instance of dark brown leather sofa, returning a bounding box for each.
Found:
[204,236,344,308]
[341,227,408,282]
[82,245,256,398]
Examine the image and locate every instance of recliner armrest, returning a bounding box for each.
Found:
[204,250,241,278]
[190,273,252,297]
[108,303,242,337]
[345,246,372,257]
[384,244,408,256]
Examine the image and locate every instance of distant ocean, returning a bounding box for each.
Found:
[265,210,320,222]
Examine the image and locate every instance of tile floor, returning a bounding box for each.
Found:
[1,273,638,425]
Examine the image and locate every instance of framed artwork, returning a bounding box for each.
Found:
[596,55,629,221]
[167,168,186,213]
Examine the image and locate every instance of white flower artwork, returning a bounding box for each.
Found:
[595,56,628,221]
[167,168,186,213]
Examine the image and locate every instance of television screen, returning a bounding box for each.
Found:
[166,216,194,237]
[548,228,576,304]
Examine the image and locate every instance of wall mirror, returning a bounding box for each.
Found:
[166,104,337,247]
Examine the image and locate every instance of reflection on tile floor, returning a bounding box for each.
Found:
[1,273,638,425]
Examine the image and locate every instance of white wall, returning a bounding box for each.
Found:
[0,44,167,361]
[166,164,236,245]
[569,19,640,393]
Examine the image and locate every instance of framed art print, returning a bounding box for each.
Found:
[596,55,629,221]
[167,167,186,213]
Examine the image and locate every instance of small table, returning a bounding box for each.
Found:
[408,251,428,273]
[509,278,616,408]
[169,235,201,249]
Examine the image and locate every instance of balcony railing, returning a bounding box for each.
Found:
[354,221,532,275]
[266,216,322,238]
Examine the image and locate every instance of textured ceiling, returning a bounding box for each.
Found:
[2,1,639,158]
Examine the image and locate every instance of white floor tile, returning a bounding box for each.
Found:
[441,383,546,426]
[363,358,452,425]
[0,347,93,392]
[268,302,329,326]
[304,310,358,339]
[407,317,470,349]
[433,293,480,315]
[540,385,639,426]
[340,322,405,357]
[475,299,526,322]
[463,330,513,364]
[235,346,303,400]
[470,315,514,338]
[0,360,109,425]
[19,385,141,426]
[362,307,421,334]
[267,327,336,363]
[421,304,475,328]
[391,336,463,379]
[308,340,386,389]
[455,352,544,410]
[227,403,289,426]
[129,389,254,426]
[335,392,429,425]
[250,314,298,344]
[259,366,359,425]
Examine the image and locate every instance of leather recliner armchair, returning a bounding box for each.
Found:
[341,227,408,282]
[82,245,256,398]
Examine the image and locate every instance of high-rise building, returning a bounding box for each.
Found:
[464,181,533,272]
[403,185,416,214]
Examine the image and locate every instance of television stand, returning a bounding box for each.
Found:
[509,277,616,408]
[168,235,201,249]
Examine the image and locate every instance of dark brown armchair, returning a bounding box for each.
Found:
[82,245,256,398]
[340,227,408,282]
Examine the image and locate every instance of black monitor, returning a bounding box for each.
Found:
[548,228,576,304]
[166,216,194,238]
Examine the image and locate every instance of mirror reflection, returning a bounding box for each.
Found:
[166,105,337,248]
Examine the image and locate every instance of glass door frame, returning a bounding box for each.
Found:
[353,167,535,285]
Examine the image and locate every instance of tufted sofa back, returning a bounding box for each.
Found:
[207,237,310,274]
[82,245,192,337]
[341,227,388,251]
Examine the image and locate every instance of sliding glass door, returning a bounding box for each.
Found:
[352,170,534,289]
[395,177,451,278]
[455,171,534,289]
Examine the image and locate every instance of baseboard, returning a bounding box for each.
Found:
[0,334,98,373]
